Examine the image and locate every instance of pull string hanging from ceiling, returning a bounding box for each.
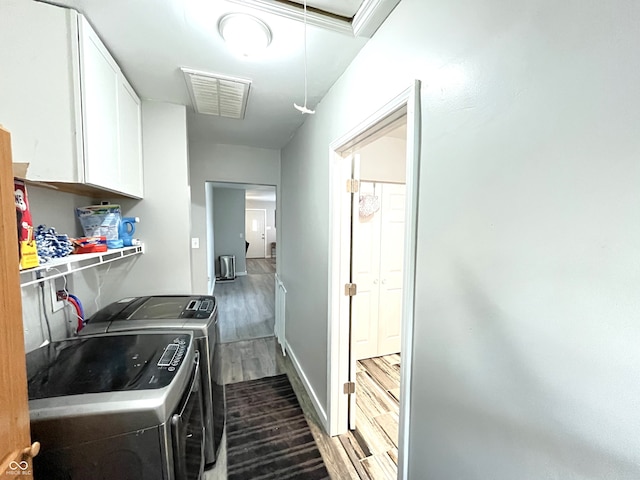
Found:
[294,0,315,114]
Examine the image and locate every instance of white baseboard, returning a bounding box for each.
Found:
[286,341,329,432]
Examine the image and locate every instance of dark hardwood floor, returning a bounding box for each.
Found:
[207,261,401,480]
[205,336,361,480]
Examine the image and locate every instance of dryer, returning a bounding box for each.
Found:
[27,331,204,480]
[80,295,224,465]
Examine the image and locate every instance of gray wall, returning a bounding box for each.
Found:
[19,186,128,352]
[117,101,192,296]
[212,188,246,277]
[280,0,640,478]
[189,141,280,293]
[205,181,215,293]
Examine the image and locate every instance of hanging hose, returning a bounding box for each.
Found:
[67,294,85,325]
[58,290,85,333]
[65,296,83,333]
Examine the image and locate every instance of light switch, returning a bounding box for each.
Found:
[191,238,200,249]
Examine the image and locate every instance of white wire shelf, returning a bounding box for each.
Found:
[19,245,144,287]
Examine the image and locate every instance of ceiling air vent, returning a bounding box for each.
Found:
[181,68,251,119]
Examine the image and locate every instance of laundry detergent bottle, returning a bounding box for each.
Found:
[118,217,139,246]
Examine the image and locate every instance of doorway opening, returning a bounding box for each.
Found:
[328,81,421,480]
[206,181,277,343]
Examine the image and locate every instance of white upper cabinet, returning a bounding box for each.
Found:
[0,1,143,198]
[117,79,144,199]
[79,16,121,193]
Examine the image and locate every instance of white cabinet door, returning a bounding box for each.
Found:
[79,15,120,192]
[1,2,144,198]
[0,2,82,183]
[118,78,144,198]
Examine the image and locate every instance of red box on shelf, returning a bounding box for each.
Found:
[72,236,107,254]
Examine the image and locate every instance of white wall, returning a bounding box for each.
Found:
[358,136,406,183]
[281,0,640,478]
[189,142,280,293]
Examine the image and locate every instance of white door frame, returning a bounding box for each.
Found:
[327,80,421,480]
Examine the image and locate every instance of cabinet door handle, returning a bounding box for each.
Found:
[381,279,387,285]
[373,279,378,285]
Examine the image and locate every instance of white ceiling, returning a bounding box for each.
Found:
[38,0,400,149]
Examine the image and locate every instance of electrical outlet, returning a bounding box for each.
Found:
[49,280,65,312]
[191,237,200,249]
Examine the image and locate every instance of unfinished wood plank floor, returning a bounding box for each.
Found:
[339,354,401,480]
[214,258,275,343]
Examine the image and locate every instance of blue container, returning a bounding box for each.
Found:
[118,217,139,247]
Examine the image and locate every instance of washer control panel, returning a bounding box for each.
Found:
[157,337,188,371]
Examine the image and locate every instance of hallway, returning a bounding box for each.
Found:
[210,263,400,480]
[209,336,360,480]
[213,258,276,343]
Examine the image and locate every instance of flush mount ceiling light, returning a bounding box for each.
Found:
[218,13,272,57]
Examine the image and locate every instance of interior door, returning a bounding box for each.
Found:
[347,154,360,431]
[0,127,37,479]
[352,182,381,360]
[377,183,406,356]
[245,209,266,258]
[352,182,406,360]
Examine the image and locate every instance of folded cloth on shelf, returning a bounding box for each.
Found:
[35,225,73,263]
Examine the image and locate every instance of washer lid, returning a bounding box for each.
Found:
[27,332,192,400]
[86,295,216,328]
[128,295,216,320]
